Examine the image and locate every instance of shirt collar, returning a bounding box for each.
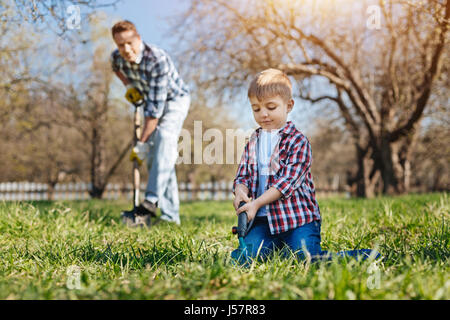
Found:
[256,121,296,137]
[134,41,145,64]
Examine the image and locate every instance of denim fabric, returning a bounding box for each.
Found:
[144,94,190,224]
[230,218,382,264]
[231,217,322,262]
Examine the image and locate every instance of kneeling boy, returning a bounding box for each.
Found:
[232,68,322,262]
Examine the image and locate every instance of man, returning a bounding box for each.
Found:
[111,20,190,226]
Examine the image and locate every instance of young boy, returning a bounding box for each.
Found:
[232,68,322,262]
[232,69,381,264]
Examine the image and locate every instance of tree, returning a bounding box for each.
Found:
[175,0,450,197]
[0,9,134,199]
[0,0,119,91]
[0,1,69,187]
[307,117,356,193]
[11,0,119,35]
[49,13,134,198]
[410,107,450,192]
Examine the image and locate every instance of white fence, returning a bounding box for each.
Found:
[0,181,236,201]
[0,181,343,202]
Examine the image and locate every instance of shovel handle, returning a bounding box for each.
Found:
[132,104,142,208]
[133,99,145,107]
[237,201,248,238]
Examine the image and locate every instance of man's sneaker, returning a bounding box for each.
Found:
[121,209,137,227]
[121,208,151,228]
[134,213,152,228]
[138,200,158,217]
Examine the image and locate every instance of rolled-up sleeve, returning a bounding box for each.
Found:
[143,56,170,119]
[110,50,120,73]
[270,136,312,199]
[232,142,251,194]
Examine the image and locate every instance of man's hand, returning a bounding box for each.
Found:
[233,184,251,211]
[130,141,149,165]
[140,117,159,144]
[125,85,144,105]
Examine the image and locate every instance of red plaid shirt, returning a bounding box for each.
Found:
[233,121,321,234]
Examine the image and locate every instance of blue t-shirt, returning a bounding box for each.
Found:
[256,130,280,217]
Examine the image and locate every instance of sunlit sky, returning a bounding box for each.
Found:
[102,0,190,51]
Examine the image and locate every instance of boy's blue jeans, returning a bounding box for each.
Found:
[231,217,322,262]
[231,217,381,264]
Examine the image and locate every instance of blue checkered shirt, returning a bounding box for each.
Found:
[111,42,189,118]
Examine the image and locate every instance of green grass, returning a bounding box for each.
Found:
[0,193,448,299]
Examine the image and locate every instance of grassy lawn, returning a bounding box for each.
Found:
[0,193,448,299]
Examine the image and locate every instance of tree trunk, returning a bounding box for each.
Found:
[402,159,411,193]
[47,182,56,201]
[377,132,417,195]
[352,145,379,198]
[46,170,66,200]
[397,132,418,194]
[351,134,416,197]
[432,165,444,192]
[90,185,105,199]
[89,123,106,199]
[378,137,402,195]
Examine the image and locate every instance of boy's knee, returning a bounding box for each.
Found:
[230,242,271,264]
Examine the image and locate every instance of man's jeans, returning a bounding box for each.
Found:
[145,94,190,224]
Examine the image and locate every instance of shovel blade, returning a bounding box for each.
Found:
[231,238,250,266]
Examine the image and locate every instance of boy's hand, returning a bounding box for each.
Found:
[234,187,281,223]
[233,184,251,210]
[236,200,259,223]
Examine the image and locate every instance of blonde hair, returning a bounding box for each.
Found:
[248,68,292,103]
[112,20,138,37]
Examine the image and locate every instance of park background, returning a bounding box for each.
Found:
[1,0,448,199]
[0,0,448,300]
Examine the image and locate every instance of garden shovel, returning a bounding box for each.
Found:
[231,201,251,264]
[120,92,150,227]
